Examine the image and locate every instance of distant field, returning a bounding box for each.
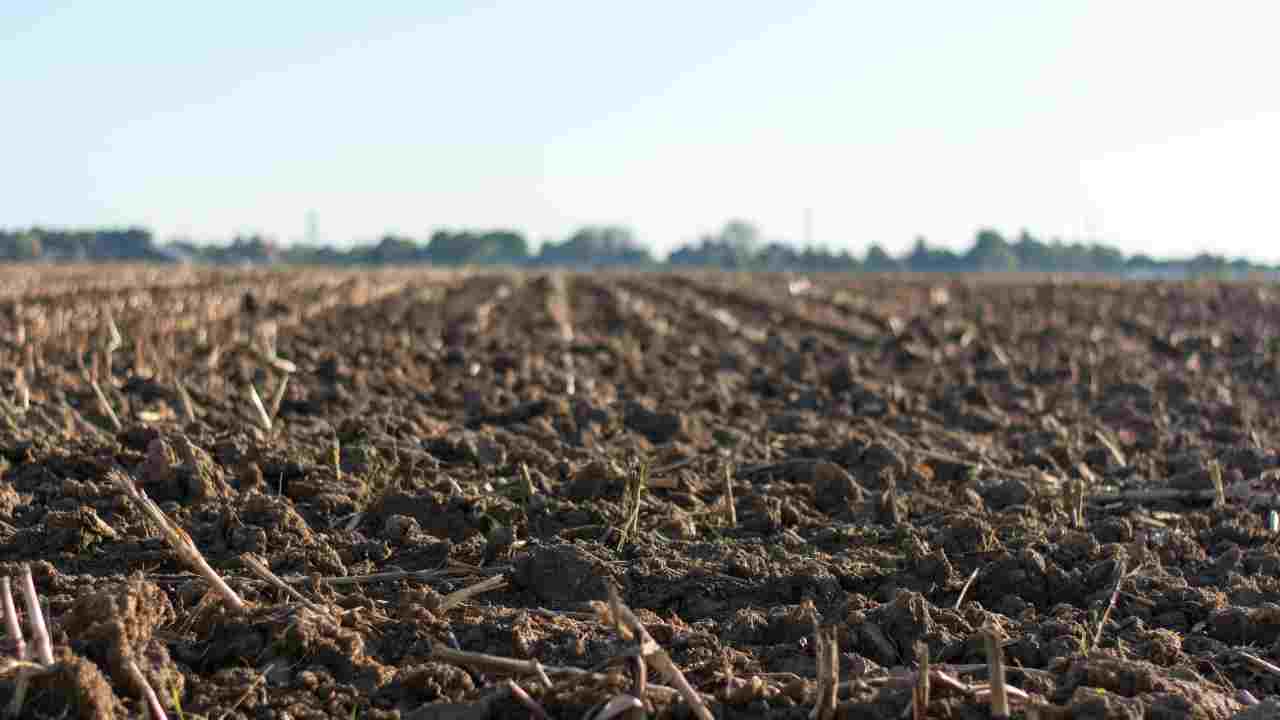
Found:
[0,264,1276,718]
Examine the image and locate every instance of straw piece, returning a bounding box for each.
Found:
[90,379,122,432]
[912,641,930,720]
[723,463,737,527]
[811,624,839,720]
[605,584,713,720]
[983,627,1008,719]
[1,577,26,662]
[110,469,246,612]
[129,658,169,720]
[437,574,508,612]
[506,680,550,720]
[19,567,53,665]
[175,377,197,423]
[954,567,979,611]
[240,554,330,617]
[268,374,289,420]
[246,383,272,432]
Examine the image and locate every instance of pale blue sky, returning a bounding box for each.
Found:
[3,2,1278,260]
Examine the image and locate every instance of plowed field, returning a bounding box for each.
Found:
[1,265,1279,719]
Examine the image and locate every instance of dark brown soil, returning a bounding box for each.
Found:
[0,265,1278,718]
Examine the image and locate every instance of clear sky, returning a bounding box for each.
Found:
[3,1,1278,261]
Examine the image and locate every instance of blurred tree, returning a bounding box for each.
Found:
[907,236,961,272]
[720,219,761,262]
[863,244,900,272]
[373,234,421,263]
[0,231,43,260]
[538,225,651,266]
[967,228,1019,271]
[426,229,529,265]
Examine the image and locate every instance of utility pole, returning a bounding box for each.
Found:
[803,208,813,248]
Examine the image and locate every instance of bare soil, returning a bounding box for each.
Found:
[1,265,1279,719]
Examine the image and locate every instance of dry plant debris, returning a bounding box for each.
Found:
[0,267,1275,718]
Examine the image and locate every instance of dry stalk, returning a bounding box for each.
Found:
[723,463,737,527]
[616,459,648,549]
[928,662,1056,683]
[0,577,26,661]
[811,624,838,720]
[4,663,47,719]
[240,554,331,617]
[101,309,122,380]
[1090,487,1217,504]
[238,342,297,374]
[594,695,644,720]
[1239,651,1280,677]
[128,658,169,720]
[268,374,289,421]
[530,659,552,689]
[627,653,648,705]
[856,668,1027,714]
[1093,429,1127,468]
[605,584,714,720]
[972,684,1031,704]
[982,627,1008,719]
[927,668,970,696]
[19,567,53,666]
[651,456,698,477]
[279,565,503,588]
[110,469,246,612]
[427,645,682,702]
[912,641,929,720]
[175,376,197,423]
[505,680,550,720]
[1091,560,1126,649]
[133,334,146,377]
[954,567,979,611]
[1210,460,1226,508]
[1068,478,1086,529]
[12,369,28,413]
[0,400,18,434]
[22,345,35,385]
[215,662,272,720]
[331,436,342,482]
[245,382,272,433]
[102,307,123,354]
[89,379,123,432]
[437,574,508,612]
[430,645,573,677]
[64,401,110,442]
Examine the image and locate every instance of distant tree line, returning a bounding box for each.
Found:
[0,222,1273,277]
[0,227,169,262]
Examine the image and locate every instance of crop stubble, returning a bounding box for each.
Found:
[0,265,1277,718]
